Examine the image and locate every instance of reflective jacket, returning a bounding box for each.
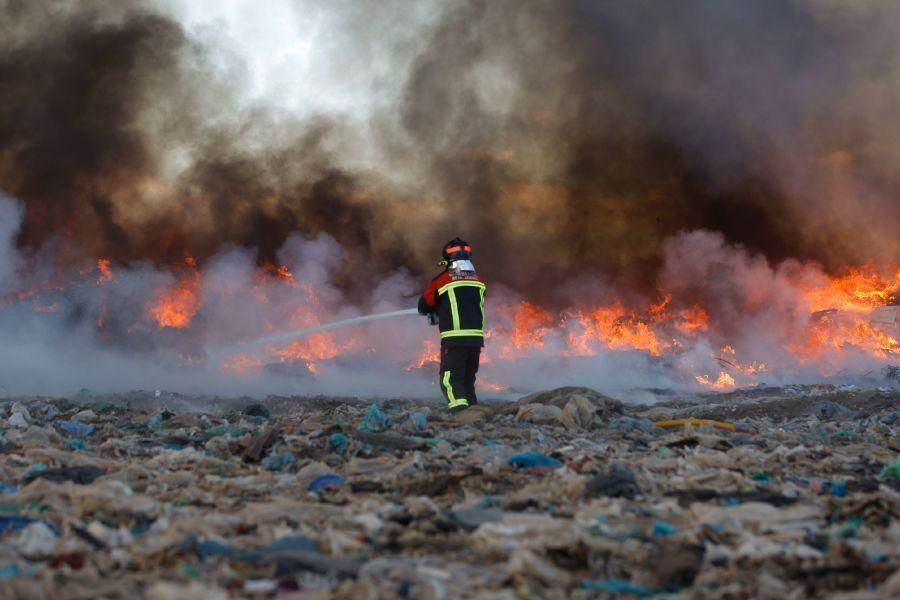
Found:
[418,271,486,347]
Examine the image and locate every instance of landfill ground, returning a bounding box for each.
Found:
[1,384,899,599]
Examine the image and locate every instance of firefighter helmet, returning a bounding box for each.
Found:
[441,238,472,263]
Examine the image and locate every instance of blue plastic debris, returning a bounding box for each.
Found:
[0,564,21,580]
[0,515,35,534]
[263,535,319,554]
[22,463,47,480]
[329,432,349,455]
[403,411,429,433]
[180,534,244,559]
[181,533,321,563]
[146,413,164,430]
[359,403,390,432]
[262,452,296,472]
[0,483,16,494]
[652,520,676,536]
[578,579,658,596]
[308,474,346,492]
[831,482,847,497]
[65,439,88,451]
[507,452,562,469]
[880,411,900,425]
[198,539,241,559]
[54,420,94,437]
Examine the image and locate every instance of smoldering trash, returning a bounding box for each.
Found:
[1,384,899,598]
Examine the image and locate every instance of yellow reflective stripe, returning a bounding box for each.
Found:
[442,370,454,401]
[447,398,469,409]
[448,288,460,331]
[479,286,486,328]
[441,329,484,338]
[438,280,486,295]
[442,370,468,408]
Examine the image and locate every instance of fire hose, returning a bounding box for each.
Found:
[208,308,424,363]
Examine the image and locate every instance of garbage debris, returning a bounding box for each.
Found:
[812,400,862,419]
[359,402,391,432]
[585,463,640,499]
[53,420,95,438]
[508,452,562,469]
[308,474,347,492]
[0,384,897,596]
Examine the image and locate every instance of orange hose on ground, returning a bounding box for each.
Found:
[653,418,736,432]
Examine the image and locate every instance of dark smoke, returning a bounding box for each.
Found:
[2,0,899,305]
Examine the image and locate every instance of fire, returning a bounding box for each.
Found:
[673,305,709,336]
[221,354,265,373]
[575,302,666,356]
[791,266,900,360]
[505,301,555,354]
[274,332,360,373]
[695,372,736,390]
[150,255,201,329]
[7,233,897,395]
[406,338,439,371]
[96,259,113,285]
[261,262,296,286]
[803,266,899,313]
[478,377,509,393]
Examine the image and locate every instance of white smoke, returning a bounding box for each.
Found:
[0,187,895,401]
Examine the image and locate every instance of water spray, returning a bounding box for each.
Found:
[208,308,422,364]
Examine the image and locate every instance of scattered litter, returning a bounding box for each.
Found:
[261,452,296,472]
[0,384,896,596]
[329,432,349,455]
[508,452,562,469]
[242,403,271,418]
[881,410,900,425]
[360,402,391,432]
[8,412,29,429]
[54,420,95,437]
[879,461,900,482]
[308,474,347,492]
[585,464,640,499]
[812,400,861,419]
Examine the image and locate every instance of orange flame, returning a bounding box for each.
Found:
[406,338,439,371]
[695,372,736,390]
[150,255,201,329]
[803,266,899,313]
[221,353,265,373]
[96,259,113,285]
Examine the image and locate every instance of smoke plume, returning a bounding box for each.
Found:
[3,0,899,294]
[0,1,897,396]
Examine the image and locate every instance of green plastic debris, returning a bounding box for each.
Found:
[179,562,202,579]
[833,516,863,539]
[878,461,900,481]
[202,425,246,439]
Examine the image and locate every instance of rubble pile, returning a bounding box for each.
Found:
[1,385,898,598]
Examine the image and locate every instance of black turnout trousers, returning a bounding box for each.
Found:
[439,345,480,409]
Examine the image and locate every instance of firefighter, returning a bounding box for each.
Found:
[418,238,486,412]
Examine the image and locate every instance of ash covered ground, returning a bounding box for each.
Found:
[1,382,899,599]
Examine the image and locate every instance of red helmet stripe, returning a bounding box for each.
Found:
[445,245,471,254]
